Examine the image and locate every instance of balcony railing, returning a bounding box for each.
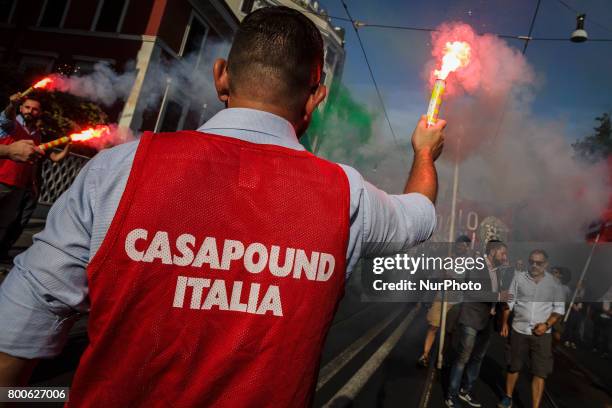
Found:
[39,152,91,206]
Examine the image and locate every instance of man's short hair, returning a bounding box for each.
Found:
[529,249,549,260]
[23,96,42,106]
[552,266,571,284]
[456,235,471,244]
[227,6,324,111]
[485,239,506,255]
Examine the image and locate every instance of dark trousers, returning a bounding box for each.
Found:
[0,183,37,257]
[562,308,584,344]
[592,315,611,353]
[448,319,493,398]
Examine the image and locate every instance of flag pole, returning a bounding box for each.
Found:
[564,232,600,323]
[437,136,460,369]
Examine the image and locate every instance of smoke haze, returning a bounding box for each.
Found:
[50,41,229,110]
[45,41,230,151]
[319,22,609,242]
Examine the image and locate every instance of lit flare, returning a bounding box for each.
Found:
[21,77,54,97]
[39,125,111,151]
[426,41,471,127]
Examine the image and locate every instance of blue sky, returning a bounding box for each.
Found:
[322,0,612,143]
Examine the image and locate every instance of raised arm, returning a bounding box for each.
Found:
[404,115,446,203]
[342,116,445,263]
[2,93,22,122]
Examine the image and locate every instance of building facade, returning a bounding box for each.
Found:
[225,0,346,152]
[0,0,238,133]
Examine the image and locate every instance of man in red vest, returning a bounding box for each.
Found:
[0,93,69,261]
[0,6,445,407]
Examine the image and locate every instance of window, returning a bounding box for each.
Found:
[72,57,115,76]
[159,101,184,132]
[73,60,96,76]
[38,0,70,28]
[240,0,255,14]
[325,48,336,70]
[93,0,129,32]
[155,86,189,132]
[19,55,55,78]
[0,0,16,23]
[180,13,209,69]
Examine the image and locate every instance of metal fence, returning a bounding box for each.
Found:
[38,152,91,206]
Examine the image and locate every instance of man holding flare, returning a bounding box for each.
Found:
[0,6,445,407]
[0,92,69,261]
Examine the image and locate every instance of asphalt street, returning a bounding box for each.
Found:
[2,225,611,408]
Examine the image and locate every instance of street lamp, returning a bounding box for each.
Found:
[570,14,588,43]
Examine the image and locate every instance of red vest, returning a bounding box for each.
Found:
[67,131,350,407]
[0,120,40,188]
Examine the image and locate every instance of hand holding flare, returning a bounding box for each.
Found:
[38,125,111,152]
[20,77,54,98]
[426,41,471,127]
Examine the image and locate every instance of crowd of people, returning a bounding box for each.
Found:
[416,239,612,408]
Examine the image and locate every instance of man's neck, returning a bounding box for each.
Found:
[227,98,299,131]
[529,271,545,283]
[18,115,37,133]
[486,256,497,272]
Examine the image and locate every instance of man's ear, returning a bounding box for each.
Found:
[213,58,230,103]
[304,84,327,117]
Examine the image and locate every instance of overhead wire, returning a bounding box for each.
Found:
[553,0,612,35]
[301,0,611,162]
[338,0,404,153]
[491,0,542,143]
[299,5,612,42]
[522,0,543,53]
[339,22,612,42]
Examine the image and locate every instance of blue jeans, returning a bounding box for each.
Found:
[447,321,493,398]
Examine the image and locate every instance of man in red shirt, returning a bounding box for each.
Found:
[0,93,69,261]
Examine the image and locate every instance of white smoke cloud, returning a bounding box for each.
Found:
[52,63,136,106]
[45,41,230,151]
[319,22,609,242]
[50,40,230,111]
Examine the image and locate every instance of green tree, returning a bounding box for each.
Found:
[572,113,612,162]
[36,91,108,156]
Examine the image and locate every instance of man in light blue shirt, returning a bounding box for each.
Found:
[499,249,565,408]
[0,6,446,392]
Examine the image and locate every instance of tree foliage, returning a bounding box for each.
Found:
[35,91,108,156]
[0,63,108,157]
[572,113,612,162]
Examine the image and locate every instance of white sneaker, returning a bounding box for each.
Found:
[459,390,482,407]
[445,397,459,407]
